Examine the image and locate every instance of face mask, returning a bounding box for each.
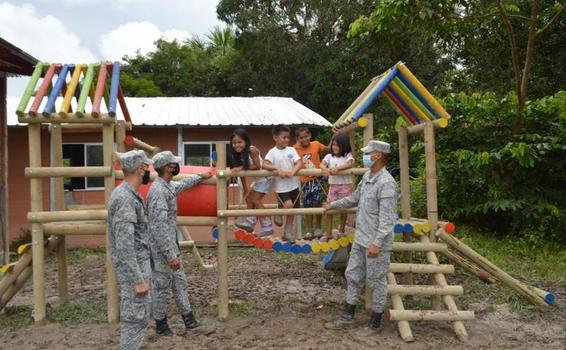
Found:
[142,170,151,185]
[362,154,375,168]
[171,163,180,176]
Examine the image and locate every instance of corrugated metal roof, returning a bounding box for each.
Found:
[6,96,332,127]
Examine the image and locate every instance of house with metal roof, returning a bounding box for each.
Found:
[5,95,331,247]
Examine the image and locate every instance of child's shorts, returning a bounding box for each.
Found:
[277,188,300,208]
[327,184,352,203]
[251,177,274,194]
[301,178,323,208]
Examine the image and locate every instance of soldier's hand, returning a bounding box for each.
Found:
[367,244,380,258]
[168,258,181,270]
[134,282,150,296]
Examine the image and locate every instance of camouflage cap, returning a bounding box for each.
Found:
[119,150,152,170]
[152,151,182,169]
[361,140,391,154]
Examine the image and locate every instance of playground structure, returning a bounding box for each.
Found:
[0,61,555,342]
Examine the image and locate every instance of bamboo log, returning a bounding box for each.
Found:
[115,121,127,153]
[390,263,454,274]
[216,142,229,319]
[178,240,195,248]
[28,123,46,324]
[388,285,463,296]
[25,166,112,178]
[228,203,278,210]
[177,216,217,226]
[50,122,132,134]
[386,273,414,342]
[179,226,207,267]
[67,204,106,210]
[421,235,469,341]
[124,136,160,155]
[436,230,548,307]
[0,251,32,296]
[43,222,106,235]
[218,207,357,217]
[218,168,368,178]
[103,123,119,323]
[398,126,413,285]
[406,118,448,135]
[19,115,117,124]
[442,250,497,284]
[392,242,447,252]
[50,124,69,303]
[387,310,475,322]
[28,209,107,223]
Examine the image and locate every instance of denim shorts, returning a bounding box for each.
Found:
[251,177,274,194]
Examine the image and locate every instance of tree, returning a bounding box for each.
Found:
[349,0,565,134]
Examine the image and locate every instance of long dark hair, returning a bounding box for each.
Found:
[228,128,252,169]
[331,133,352,157]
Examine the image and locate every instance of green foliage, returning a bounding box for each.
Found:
[424,91,566,242]
[9,229,31,253]
[48,298,107,324]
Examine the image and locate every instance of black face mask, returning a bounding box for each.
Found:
[171,163,180,176]
[142,170,151,185]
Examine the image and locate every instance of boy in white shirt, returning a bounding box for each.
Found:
[263,125,303,241]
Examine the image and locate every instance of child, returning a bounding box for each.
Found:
[229,128,274,236]
[293,127,327,239]
[320,133,354,241]
[263,125,303,241]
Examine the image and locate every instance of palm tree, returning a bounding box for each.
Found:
[206,26,236,55]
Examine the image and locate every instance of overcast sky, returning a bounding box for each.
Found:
[1,0,223,95]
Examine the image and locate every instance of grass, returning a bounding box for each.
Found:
[0,305,33,329]
[66,247,106,264]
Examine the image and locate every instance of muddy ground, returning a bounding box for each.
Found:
[0,247,564,349]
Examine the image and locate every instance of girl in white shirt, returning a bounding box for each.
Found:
[320,133,354,240]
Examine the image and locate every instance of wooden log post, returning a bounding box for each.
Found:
[361,113,374,311]
[398,126,413,285]
[387,309,475,322]
[115,121,127,153]
[386,273,414,342]
[436,230,548,306]
[28,124,46,324]
[442,250,497,284]
[50,124,69,303]
[103,124,119,323]
[0,76,7,264]
[179,226,206,267]
[216,142,229,319]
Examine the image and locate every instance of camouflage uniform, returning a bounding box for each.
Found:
[107,150,153,350]
[331,167,398,312]
[148,174,202,320]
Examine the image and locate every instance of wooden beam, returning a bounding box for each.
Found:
[218,207,357,217]
[25,166,112,178]
[218,168,368,178]
[19,114,117,124]
[42,222,106,235]
[386,273,414,342]
[390,263,454,274]
[216,142,229,319]
[28,209,107,223]
[387,309,475,322]
[0,76,7,264]
[388,285,463,296]
[398,125,413,285]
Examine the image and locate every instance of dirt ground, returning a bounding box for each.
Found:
[0,247,564,349]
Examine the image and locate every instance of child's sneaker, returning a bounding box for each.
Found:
[235,216,256,232]
[305,232,314,240]
[256,216,273,237]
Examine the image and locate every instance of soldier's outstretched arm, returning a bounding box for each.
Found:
[149,195,178,263]
[172,175,203,196]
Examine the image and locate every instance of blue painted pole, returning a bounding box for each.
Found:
[108,61,121,117]
[43,64,73,117]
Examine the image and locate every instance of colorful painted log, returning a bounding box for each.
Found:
[384,87,419,125]
[16,63,47,117]
[59,64,84,117]
[108,62,121,117]
[28,64,60,116]
[76,64,97,117]
[43,64,72,117]
[92,63,108,117]
[393,77,435,121]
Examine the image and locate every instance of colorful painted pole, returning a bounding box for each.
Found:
[43,64,72,117]
[389,80,430,123]
[117,85,131,122]
[16,63,47,117]
[396,62,450,119]
[108,62,121,117]
[59,64,84,117]
[76,64,97,117]
[92,62,108,118]
[397,72,440,120]
[393,77,435,121]
[28,64,60,117]
[384,88,418,125]
[335,76,381,126]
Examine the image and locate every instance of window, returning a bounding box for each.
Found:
[183,142,229,167]
[62,143,104,190]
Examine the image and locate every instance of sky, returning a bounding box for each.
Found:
[1,0,223,96]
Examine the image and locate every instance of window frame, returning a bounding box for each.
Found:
[62,142,104,191]
[182,141,229,167]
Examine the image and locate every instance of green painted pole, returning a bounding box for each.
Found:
[16,63,47,117]
[394,77,436,122]
[76,64,97,117]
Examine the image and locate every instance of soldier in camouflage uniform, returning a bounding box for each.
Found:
[323,140,399,334]
[107,150,153,350]
[147,151,212,336]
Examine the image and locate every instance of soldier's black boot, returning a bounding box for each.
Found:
[182,311,201,330]
[358,311,383,336]
[324,303,356,329]
[155,317,173,336]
